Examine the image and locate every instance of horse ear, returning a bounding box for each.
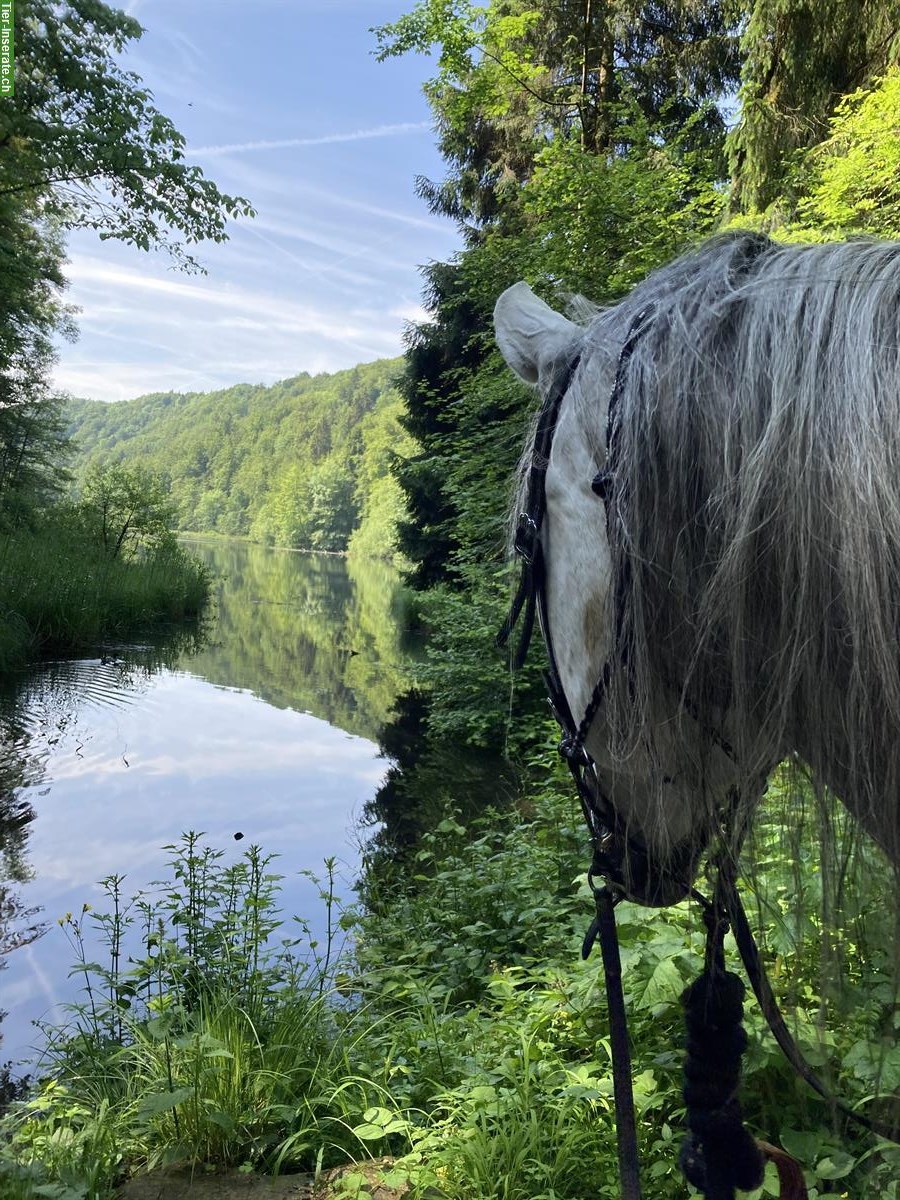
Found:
[494,282,580,385]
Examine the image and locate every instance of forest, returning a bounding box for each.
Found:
[3,1,900,1199]
[66,359,413,558]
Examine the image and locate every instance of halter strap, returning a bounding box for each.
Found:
[497,347,583,671]
[498,308,660,898]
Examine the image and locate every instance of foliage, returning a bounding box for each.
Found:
[522,115,726,301]
[0,836,376,1197]
[67,359,413,561]
[0,0,254,665]
[374,0,739,232]
[357,781,899,1200]
[0,193,73,529]
[1,0,253,270]
[727,0,900,217]
[77,463,175,561]
[377,3,738,774]
[793,69,900,240]
[3,790,898,1199]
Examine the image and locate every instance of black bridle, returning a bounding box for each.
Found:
[498,308,662,904]
[498,311,900,1199]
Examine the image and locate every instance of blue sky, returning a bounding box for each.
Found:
[54,0,462,402]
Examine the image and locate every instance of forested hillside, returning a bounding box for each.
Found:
[67,358,414,559]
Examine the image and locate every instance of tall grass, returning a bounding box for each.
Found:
[0,522,210,671]
[0,838,380,1199]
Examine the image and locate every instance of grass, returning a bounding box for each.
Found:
[0,522,210,672]
[1,787,898,1200]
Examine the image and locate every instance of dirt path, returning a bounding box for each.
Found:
[116,1161,407,1200]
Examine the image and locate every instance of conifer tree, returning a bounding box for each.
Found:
[728,0,900,214]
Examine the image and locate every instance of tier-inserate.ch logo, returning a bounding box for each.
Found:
[1,0,13,99]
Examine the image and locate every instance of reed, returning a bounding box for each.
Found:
[0,523,210,672]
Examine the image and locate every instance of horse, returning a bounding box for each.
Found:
[495,231,900,907]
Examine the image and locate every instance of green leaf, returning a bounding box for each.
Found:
[139,1087,194,1115]
[815,1151,856,1181]
[204,1109,237,1132]
[780,1129,821,1164]
[633,958,684,1010]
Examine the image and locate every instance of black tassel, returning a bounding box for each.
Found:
[679,970,765,1200]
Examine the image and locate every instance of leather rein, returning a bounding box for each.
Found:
[498,311,900,1198]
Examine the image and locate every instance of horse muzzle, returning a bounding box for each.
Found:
[605,830,704,907]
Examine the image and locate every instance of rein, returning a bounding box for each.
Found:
[497,313,900,1199]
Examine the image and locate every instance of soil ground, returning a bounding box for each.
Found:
[115,1160,407,1200]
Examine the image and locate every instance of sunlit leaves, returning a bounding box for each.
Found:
[796,70,900,240]
[1,0,254,271]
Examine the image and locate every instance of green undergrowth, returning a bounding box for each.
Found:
[0,524,210,672]
[1,779,898,1200]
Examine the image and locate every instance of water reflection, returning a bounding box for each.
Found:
[185,541,416,741]
[364,688,520,875]
[0,544,414,1071]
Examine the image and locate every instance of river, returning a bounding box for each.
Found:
[0,541,416,1074]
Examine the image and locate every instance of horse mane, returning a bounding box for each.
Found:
[567,232,900,869]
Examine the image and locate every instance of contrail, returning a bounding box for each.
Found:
[193,121,430,157]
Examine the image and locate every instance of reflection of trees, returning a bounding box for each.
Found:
[362,688,520,873]
[0,702,48,1070]
[182,541,414,742]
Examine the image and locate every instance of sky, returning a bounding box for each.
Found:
[54,0,462,403]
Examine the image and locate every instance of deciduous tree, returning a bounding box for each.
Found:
[1,0,254,270]
[79,463,175,560]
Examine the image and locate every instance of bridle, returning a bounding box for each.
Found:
[498,311,900,1199]
[499,308,666,905]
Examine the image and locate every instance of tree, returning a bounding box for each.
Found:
[0,1,255,536]
[0,0,254,270]
[79,463,175,560]
[374,0,740,235]
[727,0,900,216]
[0,191,73,526]
[377,0,738,590]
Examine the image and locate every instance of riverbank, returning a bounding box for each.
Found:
[0,525,211,674]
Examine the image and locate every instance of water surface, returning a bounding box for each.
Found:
[0,542,413,1069]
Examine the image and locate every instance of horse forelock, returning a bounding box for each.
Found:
[554,232,900,870]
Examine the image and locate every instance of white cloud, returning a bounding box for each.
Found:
[65,256,379,341]
[193,121,430,157]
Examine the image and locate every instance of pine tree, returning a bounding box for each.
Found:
[728,0,900,215]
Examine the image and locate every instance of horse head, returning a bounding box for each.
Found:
[494,278,760,906]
